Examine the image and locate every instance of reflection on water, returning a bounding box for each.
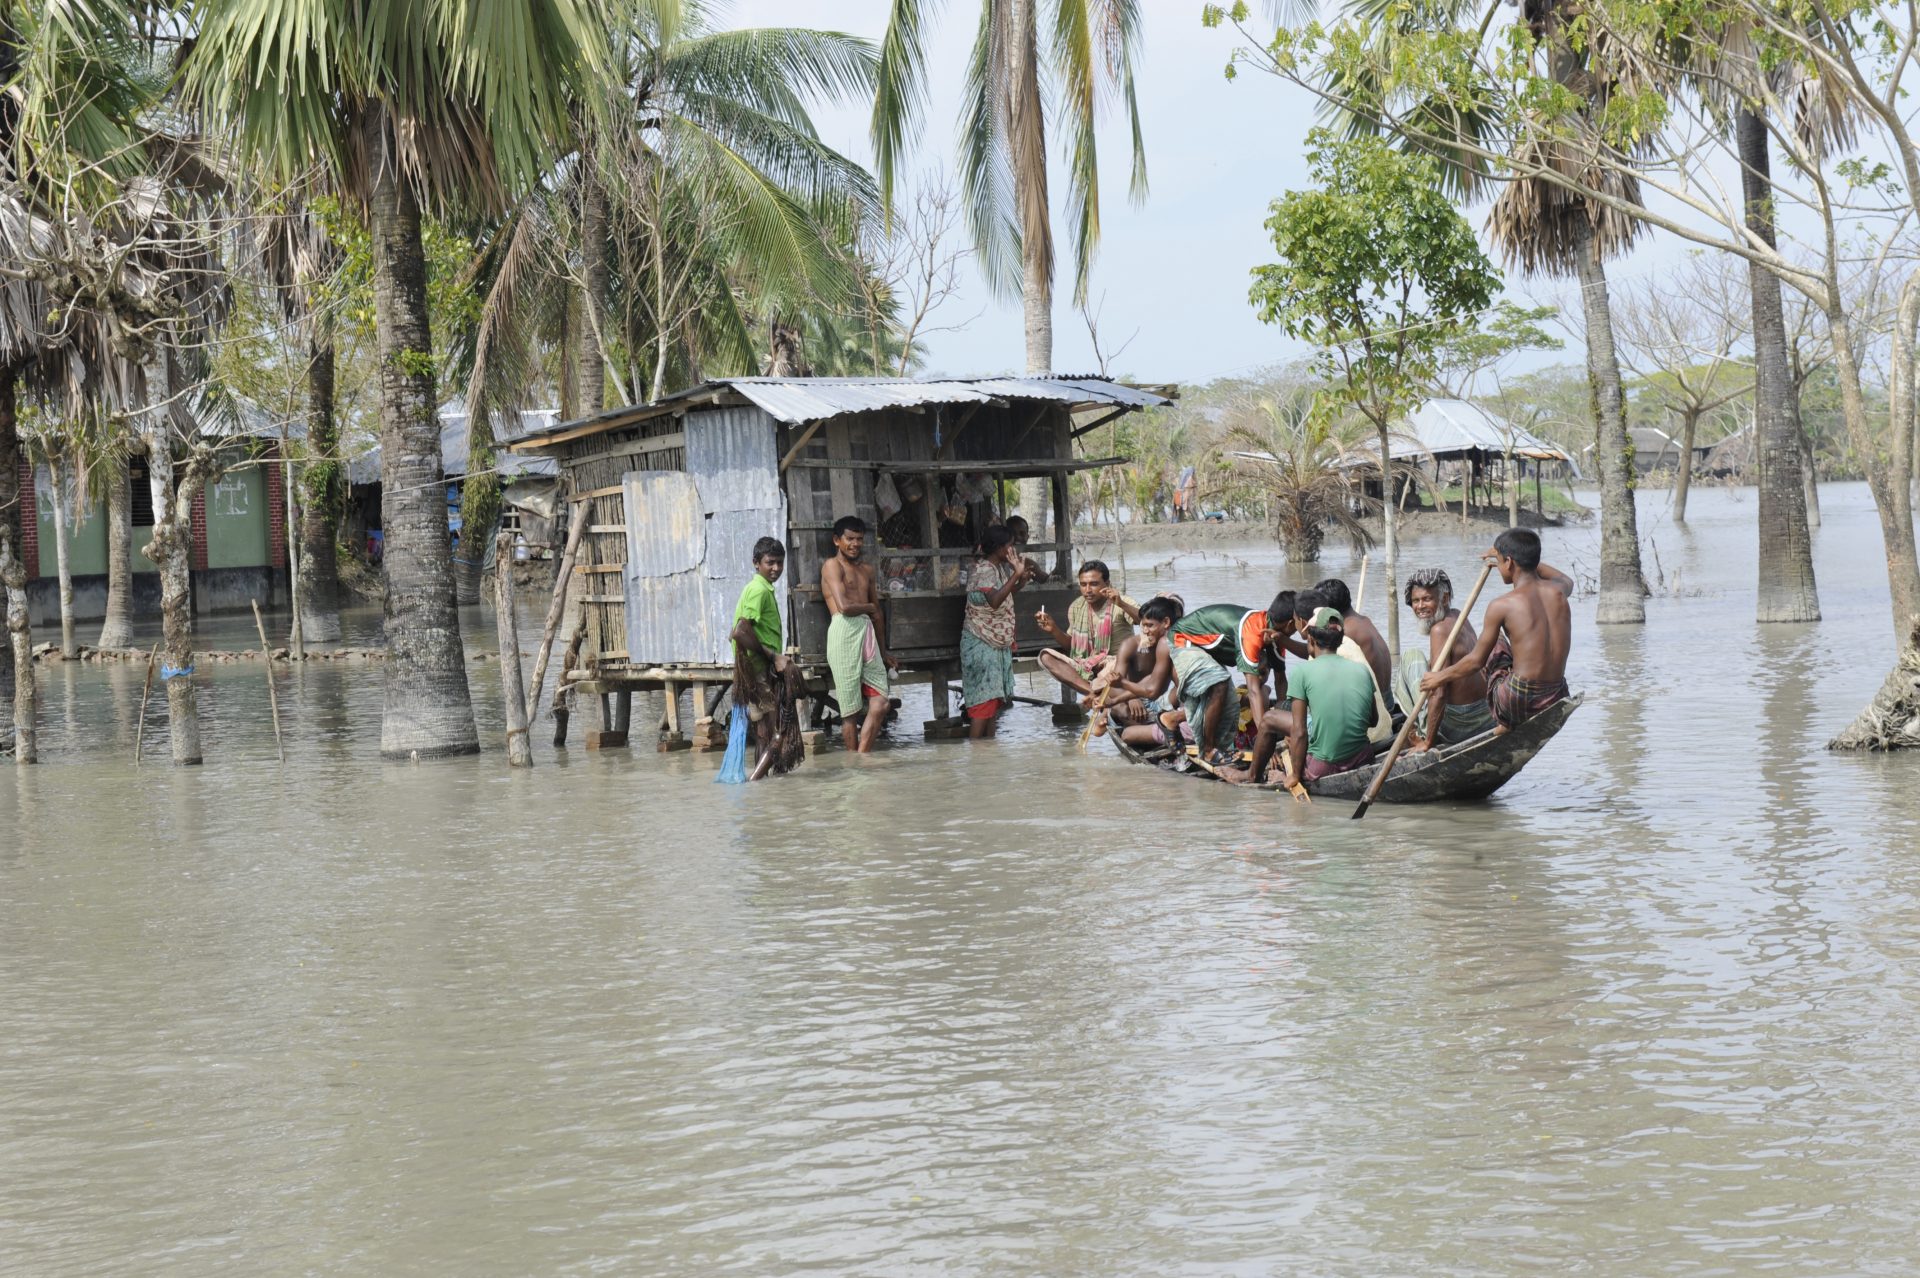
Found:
[4,485,1919,1275]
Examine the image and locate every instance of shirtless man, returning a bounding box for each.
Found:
[1396,568,1496,752]
[821,515,899,753]
[1314,576,1392,699]
[1420,528,1574,733]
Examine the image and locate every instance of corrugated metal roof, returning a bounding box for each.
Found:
[719,375,1170,424]
[513,375,1173,446]
[1396,399,1573,464]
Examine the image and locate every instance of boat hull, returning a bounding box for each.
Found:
[1110,694,1582,803]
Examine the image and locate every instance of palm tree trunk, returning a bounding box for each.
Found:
[1673,408,1698,524]
[1573,216,1646,624]
[365,107,478,759]
[47,454,77,659]
[1738,109,1820,622]
[0,367,16,712]
[1012,0,1053,532]
[577,159,609,416]
[1378,425,1400,657]
[0,522,31,763]
[98,452,136,648]
[1799,418,1821,529]
[142,431,202,766]
[298,324,343,642]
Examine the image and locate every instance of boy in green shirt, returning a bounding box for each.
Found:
[730,537,796,760]
[1283,606,1382,799]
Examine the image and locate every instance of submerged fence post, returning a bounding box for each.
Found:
[495,532,532,767]
[251,600,285,763]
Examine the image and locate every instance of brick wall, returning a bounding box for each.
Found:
[265,448,286,569]
[16,458,37,581]
[190,487,208,572]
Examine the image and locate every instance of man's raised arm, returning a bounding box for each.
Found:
[1537,562,1576,599]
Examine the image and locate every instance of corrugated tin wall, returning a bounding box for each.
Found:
[621,405,785,666]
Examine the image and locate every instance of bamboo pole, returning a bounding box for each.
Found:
[133,641,159,765]
[250,600,285,763]
[525,498,590,721]
[496,532,533,766]
[1354,554,1370,612]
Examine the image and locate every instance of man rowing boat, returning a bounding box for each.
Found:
[1420,528,1574,733]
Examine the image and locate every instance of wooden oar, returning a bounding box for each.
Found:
[1354,554,1370,611]
[1351,560,1494,820]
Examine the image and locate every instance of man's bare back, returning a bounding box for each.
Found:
[1486,569,1572,683]
[1342,610,1392,694]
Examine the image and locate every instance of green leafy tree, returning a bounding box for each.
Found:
[1249,130,1499,655]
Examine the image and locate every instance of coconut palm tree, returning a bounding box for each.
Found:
[873,0,1147,374]
[874,0,1148,526]
[255,199,347,642]
[185,0,613,759]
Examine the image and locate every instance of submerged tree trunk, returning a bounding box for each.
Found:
[298,325,343,642]
[1573,217,1646,624]
[1,523,32,762]
[98,451,136,648]
[1739,110,1821,622]
[47,453,77,659]
[1800,420,1821,529]
[142,431,203,766]
[0,368,15,711]
[1378,426,1400,657]
[1673,408,1698,525]
[1828,282,1920,748]
[365,106,478,759]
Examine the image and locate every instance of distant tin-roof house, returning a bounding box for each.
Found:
[1625,425,1714,475]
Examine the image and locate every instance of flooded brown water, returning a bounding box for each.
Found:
[4,484,1919,1275]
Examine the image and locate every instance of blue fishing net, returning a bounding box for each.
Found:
[714,709,750,784]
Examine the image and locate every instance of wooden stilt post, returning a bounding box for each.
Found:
[551,612,586,747]
[495,532,533,767]
[250,599,285,763]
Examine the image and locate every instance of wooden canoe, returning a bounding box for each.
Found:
[1107,694,1582,803]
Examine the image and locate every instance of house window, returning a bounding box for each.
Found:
[129,459,155,525]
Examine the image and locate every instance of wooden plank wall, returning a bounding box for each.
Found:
[558,416,686,668]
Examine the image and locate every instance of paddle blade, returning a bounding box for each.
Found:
[1350,797,1372,820]
[715,711,751,784]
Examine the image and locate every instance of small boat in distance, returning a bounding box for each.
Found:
[1110,694,1583,803]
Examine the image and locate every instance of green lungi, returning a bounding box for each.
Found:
[1393,648,1496,744]
[827,613,889,717]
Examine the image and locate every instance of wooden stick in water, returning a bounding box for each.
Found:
[1351,560,1494,820]
[525,497,590,721]
[1354,554,1369,612]
[133,641,160,765]
[496,532,533,767]
[251,600,285,763]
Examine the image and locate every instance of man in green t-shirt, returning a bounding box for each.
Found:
[1283,606,1382,799]
[730,537,797,759]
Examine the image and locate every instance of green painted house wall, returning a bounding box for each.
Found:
[32,466,160,579]
[204,466,268,569]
